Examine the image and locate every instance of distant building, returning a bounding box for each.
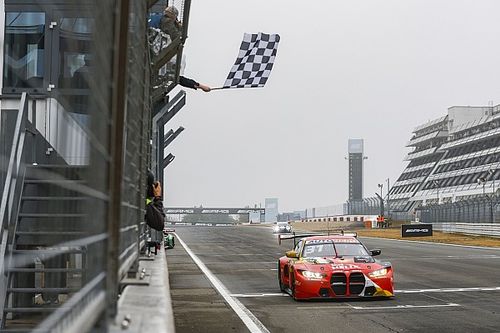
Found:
[348,139,365,201]
[389,103,500,212]
[265,198,279,222]
[277,210,305,222]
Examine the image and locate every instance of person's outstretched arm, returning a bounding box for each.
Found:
[179,76,211,92]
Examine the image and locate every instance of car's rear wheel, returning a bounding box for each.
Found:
[277,261,286,292]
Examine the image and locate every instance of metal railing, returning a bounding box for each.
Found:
[0,92,30,319]
[149,0,191,103]
[0,0,157,331]
[0,93,28,241]
[433,223,500,237]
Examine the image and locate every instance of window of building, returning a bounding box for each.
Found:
[58,17,94,89]
[3,12,46,90]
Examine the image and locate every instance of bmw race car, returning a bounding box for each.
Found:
[273,222,293,234]
[277,233,394,300]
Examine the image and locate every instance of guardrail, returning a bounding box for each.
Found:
[433,223,500,237]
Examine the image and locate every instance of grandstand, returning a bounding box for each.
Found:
[389,103,500,217]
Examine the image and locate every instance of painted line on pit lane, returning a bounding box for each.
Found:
[395,286,500,293]
[222,268,277,273]
[199,253,278,256]
[230,286,500,298]
[174,233,270,333]
[360,236,500,251]
[389,254,500,260]
[297,303,461,310]
[230,293,289,298]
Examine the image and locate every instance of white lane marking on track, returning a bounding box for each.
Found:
[389,255,500,260]
[230,286,500,298]
[225,268,277,272]
[230,293,288,298]
[359,236,500,251]
[204,261,276,265]
[396,286,500,293]
[297,305,352,310]
[174,233,270,333]
[200,253,275,256]
[349,303,460,310]
[297,303,460,310]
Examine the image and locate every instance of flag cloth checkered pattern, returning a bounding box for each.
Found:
[223,32,280,89]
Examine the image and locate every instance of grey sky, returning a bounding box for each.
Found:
[164,0,500,212]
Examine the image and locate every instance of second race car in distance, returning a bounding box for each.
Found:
[277,233,394,300]
[273,221,293,234]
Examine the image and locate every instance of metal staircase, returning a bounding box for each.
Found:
[0,94,88,331]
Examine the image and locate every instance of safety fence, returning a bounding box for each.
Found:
[0,0,155,331]
[345,198,382,216]
[433,223,500,237]
[416,196,500,223]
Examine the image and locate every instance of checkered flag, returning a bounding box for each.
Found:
[222,32,280,89]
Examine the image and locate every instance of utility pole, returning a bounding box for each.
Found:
[377,183,384,217]
[477,176,487,223]
[386,178,390,218]
[488,169,496,223]
[433,180,440,223]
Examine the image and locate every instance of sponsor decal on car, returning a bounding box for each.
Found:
[330,264,361,270]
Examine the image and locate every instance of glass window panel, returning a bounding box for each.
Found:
[58,17,94,89]
[3,12,45,89]
[57,16,94,117]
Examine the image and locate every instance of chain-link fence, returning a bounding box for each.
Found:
[416,196,500,224]
[0,0,160,331]
[345,198,382,215]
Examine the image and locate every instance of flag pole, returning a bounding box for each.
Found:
[210,87,224,90]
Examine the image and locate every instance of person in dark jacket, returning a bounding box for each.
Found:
[179,76,211,92]
[145,171,165,254]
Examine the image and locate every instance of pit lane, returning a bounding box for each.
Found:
[167,225,500,333]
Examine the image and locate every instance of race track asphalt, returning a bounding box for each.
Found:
[167,225,500,333]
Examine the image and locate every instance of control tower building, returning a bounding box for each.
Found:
[348,139,365,201]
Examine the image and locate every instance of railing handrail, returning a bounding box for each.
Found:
[0,92,28,238]
[0,92,29,328]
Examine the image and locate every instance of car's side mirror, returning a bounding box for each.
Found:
[286,250,299,259]
[370,249,381,256]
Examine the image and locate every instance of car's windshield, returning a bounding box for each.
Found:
[302,242,336,258]
[302,241,369,258]
[334,243,369,257]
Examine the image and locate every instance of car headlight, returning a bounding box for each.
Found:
[300,270,325,280]
[368,268,388,278]
[286,226,291,230]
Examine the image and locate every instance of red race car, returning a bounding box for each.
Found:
[277,233,394,300]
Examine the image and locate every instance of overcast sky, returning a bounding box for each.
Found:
[164,0,500,212]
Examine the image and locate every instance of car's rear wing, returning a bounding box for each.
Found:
[328,229,358,237]
[278,232,324,246]
[164,228,175,233]
[278,230,358,246]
